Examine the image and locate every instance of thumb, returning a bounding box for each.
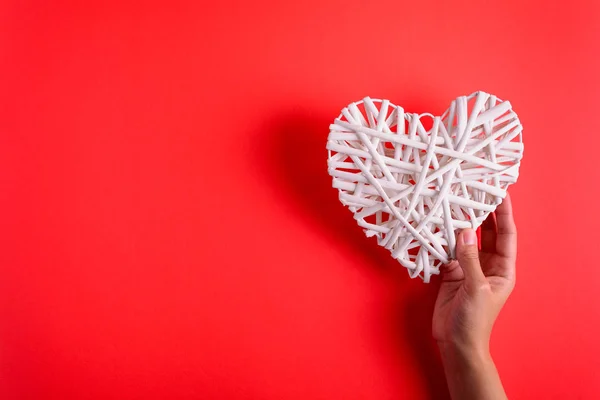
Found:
[456,229,485,285]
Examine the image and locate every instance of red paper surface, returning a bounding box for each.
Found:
[1,1,599,399]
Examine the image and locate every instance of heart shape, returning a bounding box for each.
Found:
[326,91,523,282]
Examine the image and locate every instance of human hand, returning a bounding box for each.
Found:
[432,193,517,355]
[432,194,516,400]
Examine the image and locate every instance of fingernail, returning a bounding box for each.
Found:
[462,229,477,245]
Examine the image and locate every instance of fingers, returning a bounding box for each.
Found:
[441,260,464,282]
[480,212,497,254]
[495,193,517,259]
[455,229,486,288]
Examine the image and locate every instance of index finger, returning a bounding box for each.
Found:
[495,192,517,259]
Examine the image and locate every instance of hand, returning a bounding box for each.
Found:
[432,194,517,400]
[433,193,517,352]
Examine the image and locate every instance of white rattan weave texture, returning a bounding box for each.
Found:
[327,91,523,282]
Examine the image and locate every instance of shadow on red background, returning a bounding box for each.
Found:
[257,105,450,399]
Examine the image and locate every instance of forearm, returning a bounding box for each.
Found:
[438,342,507,400]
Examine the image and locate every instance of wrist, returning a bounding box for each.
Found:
[437,339,492,366]
[437,340,507,400]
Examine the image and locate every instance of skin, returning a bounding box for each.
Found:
[433,193,517,400]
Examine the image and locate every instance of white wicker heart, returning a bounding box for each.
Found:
[327,91,523,282]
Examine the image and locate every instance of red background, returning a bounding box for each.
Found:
[1,1,599,399]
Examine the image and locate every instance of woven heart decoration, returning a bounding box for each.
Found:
[327,91,523,282]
